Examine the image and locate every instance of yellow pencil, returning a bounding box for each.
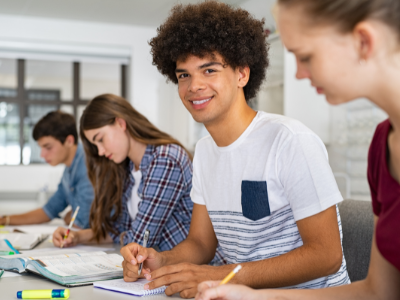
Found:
[219,265,242,285]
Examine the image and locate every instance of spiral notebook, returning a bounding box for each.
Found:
[94,278,166,296]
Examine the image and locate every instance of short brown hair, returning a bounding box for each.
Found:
[150,0,269,101]
[33,111,78,145]
[278,0,400,38]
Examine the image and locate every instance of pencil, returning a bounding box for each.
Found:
[61,206,80,248]
[219,265,242,285]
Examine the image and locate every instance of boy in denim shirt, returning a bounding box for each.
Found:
[0,111,94,229]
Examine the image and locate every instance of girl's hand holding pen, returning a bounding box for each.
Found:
[53,227,79,248]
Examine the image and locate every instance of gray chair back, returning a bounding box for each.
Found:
[338,199,374,282]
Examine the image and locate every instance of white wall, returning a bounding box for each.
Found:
[0,14,163,193]
[0,13,162,123]
[283,49,331,144]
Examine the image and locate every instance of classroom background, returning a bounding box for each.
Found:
[0,0,386,215]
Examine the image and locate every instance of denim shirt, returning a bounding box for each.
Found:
[42,144,94,229]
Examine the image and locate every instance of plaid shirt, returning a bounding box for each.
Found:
[109,144,193,251]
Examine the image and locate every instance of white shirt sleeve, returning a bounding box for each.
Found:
[277,132,343,221]
[190,151,206,205]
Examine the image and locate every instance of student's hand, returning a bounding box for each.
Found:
[120,243,165,282]
[196,281,280,300]
[144,263,224,298]
[63,210,72,225]
[52,227,79,248]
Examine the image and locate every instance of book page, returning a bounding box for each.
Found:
[0,233,41,250]
[31,253,123,277]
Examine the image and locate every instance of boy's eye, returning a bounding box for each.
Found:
[178,73,189,79]
[205,69,215,74]
[98,138,103,143]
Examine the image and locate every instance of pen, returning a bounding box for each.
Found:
[219,265,242,285]
[3,239,20,254]
[61,206,80,248]
[17,289,70,299]
[0,269,4,278]
[0,250,14,256]
[138,229,150,276]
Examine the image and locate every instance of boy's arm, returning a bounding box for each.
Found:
[0,208,50,225]
[197,218,400,300]
[42,180,68,222]
[67,170,94,229]
[144,204,342,298]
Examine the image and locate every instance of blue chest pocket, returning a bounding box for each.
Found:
[241,180,271,221]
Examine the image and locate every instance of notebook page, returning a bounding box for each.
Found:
[94,278,166,296]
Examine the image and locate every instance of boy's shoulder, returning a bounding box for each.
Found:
[254,111,316,136]
[195,112,319,152]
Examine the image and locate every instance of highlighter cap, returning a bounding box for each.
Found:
[53,289,70,298]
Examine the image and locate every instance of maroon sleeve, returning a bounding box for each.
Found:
[368,124,381,216]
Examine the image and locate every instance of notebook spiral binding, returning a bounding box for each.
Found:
[143,286,166,296]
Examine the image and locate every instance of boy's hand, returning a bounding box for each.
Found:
[120,242,165,282]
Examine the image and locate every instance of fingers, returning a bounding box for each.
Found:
[120,243,141,265]
[52,227,67,247]
[148,263,185,281]
[163,280,198,297]
[136,247,157,264]
[180,287,198,299]
[196,285,228,300]
[197,281,220,293]
[146,265,189,290]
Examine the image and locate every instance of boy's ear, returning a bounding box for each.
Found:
[238,66,250,88]
[64,134,75,146]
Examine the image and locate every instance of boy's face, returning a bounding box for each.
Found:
[176,53,247,126]
[37,136,71,166]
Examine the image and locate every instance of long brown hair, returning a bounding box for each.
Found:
[80,94,192,242]
[278,0,400,37]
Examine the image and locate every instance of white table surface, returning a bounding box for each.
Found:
[0,235,182,300]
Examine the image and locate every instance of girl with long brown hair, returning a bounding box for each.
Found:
[196,0,400,299]
[52,94,194,252]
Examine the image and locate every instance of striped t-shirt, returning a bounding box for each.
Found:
[191,112,350,289]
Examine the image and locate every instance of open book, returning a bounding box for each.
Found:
[0,233,46,250]
[94,278,166,296]
[0,250,123,286]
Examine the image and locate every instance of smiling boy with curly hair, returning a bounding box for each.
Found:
[120,1,350,298]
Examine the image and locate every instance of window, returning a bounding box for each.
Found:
[0,59,127,165]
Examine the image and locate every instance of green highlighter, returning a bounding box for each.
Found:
[17,289,70,299]
[0,251,14,256]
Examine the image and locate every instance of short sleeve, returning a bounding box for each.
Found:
[43,179,68,219]
[190,150,205,205]
[277,132,343,221]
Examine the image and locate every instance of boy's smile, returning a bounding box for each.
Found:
[175,53,245,127]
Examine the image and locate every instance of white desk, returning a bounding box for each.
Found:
[0,239,182,300]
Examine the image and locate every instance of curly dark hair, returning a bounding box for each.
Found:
[149,0,269,101]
